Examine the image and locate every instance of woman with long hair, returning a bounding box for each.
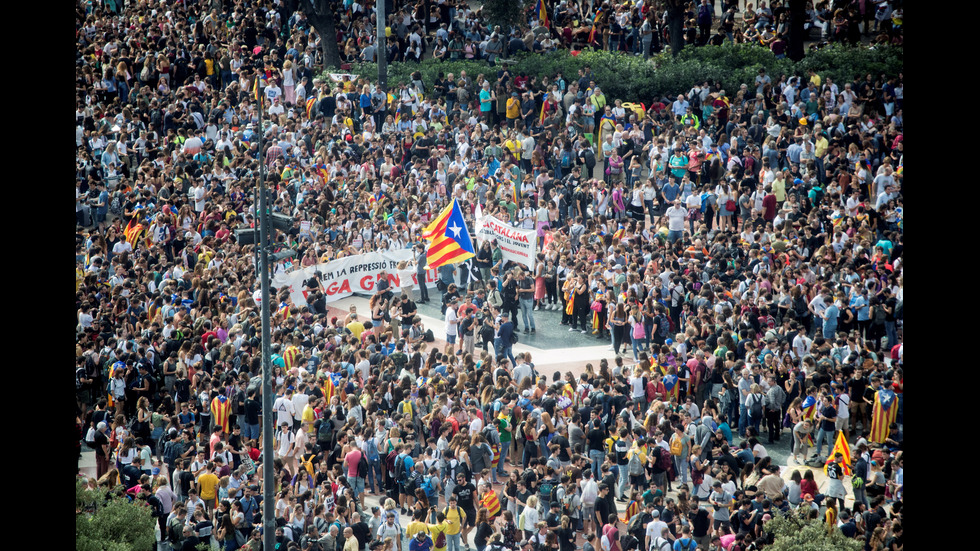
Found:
[609,301,628,357]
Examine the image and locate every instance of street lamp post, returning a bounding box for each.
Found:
[256,76,276,551]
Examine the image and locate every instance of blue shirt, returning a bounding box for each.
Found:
[718,422,733,443]
[662,182,680,202]
[410,536,433,551]
[823,304,839,329]
[497,321,514,347]
[850,295,870,321]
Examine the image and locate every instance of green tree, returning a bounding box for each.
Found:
[76,480,156,551]
[664,0,686,56]
[482,0,532,32]
[284,0,343,70]
[764,509,862,551]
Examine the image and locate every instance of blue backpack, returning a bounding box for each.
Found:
[365,437,380,462]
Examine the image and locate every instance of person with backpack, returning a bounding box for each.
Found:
[612,428,631,500]
[670,526,698,551]
[442,495,466,551]
[394,443,416,512]
[745,384,766,438]
[345,443,368,507]
[647,523,672,551]
[626,438,648,496]
[651,307,671,347]
[669,425,690,488]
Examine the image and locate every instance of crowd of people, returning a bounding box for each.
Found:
[76,1,903,550]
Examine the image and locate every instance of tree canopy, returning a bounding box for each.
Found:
[76,480,156,551]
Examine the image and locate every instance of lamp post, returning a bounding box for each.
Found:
[256,74,276,551]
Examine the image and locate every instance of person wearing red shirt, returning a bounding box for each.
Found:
[762,186,778,221]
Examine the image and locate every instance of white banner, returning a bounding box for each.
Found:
[272,250,437,307]
[474,213,536,271]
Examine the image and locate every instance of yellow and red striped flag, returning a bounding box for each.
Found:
[421,199,475,268]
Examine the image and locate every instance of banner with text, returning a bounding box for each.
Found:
[272,250,437,306]
[474,214,536,270]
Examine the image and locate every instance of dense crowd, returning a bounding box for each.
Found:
[76,1,903,551]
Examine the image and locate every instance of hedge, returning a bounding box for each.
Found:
[326,43,902,105]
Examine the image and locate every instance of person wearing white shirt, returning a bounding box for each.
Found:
[445,298,459,347]
[807,294,827,319]
[292,390,309,428]
[664,200,688,243]
[273,390,296,428]
[645,511,671,551]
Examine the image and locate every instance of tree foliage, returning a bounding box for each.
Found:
[285,0,343,70]
[764,509,862,551]
[482,0,533,32]
[76,480,156,551]
[337,43,902,104]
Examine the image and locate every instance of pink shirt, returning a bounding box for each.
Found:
[345,449,363,478]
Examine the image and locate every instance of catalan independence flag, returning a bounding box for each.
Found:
[802,395,818,422]
[620,499,640,524]
[536,0,549,28]
[588,8,603,44]
[124,218,145,247]
[321,372,337,406]
[210,394,232,433]
[869,389,898,444]
[306,97,317,119]
[823,431,852,476]
[663,373,679,403]
[480,488,501,517]
[421,199,475,268]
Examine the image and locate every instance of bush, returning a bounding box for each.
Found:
[76,480,157,551]
[763,509,863,551]
[327,43,901,105]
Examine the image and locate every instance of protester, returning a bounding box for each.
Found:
[76,2,904,550]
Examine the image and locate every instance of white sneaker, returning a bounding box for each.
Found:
[581,330,588,334]
[569,327,576,332]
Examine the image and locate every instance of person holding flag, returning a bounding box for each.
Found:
[868,376,898,445]
[536,0,549,28]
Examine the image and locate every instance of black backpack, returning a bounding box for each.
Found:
[627,511,651,539]
[357,451,369,478]
[394,454,408,483]
[749,394,763,421]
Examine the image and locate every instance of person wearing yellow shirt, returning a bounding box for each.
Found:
[346,315,366,340]
[771,174,786,204]
[504,136,522,162]
[505,93,521,127]
[302,399,317,434]
[407,509,431,539]
[808,70,821,88]
[442,496,466,551]
[197,462,220,514]
[428,513,450,551]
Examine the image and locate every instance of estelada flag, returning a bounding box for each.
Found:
[869,389,898,444]
[421,198,475,268]
[801,395,818,421]
[321,372,337,406]
[823,431,852,476]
